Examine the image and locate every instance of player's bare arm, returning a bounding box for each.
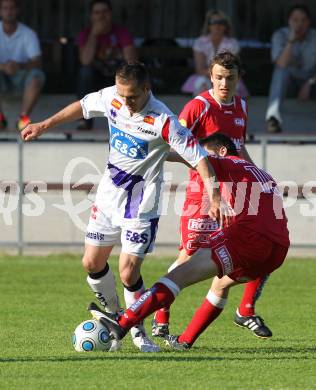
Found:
[166,151,192,168]
[167,151,232,227]
[21,101,83,141]
[166,151,221,221]
[195,158,221,222]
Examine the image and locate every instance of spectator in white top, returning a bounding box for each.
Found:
[181,9,248,97]
[0,0,45,131]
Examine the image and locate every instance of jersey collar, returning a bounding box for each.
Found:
[209,89,235,109]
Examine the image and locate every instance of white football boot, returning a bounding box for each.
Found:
[131,324,161,352]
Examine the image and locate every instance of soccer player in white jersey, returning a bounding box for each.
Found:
[21,61,220,352]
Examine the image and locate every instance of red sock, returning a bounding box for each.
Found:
[178,298,223,346]
[118,282,175,330]
[154,307,170,324]
[238,276,268,317]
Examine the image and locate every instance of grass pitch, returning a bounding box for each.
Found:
[0,254,315,390]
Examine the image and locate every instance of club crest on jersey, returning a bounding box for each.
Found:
[110,108,117,118]
[143,115,155,125]
[234,118,245,126]
[111,99,122,110]
[91,205,98,220]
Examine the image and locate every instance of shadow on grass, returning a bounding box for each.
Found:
[0,346,315,364]
[196,346,316,354]
[0,355,225,364]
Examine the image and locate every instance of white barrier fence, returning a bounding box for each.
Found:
[1,133,316,254]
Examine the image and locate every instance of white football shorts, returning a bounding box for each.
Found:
[85,203,159,257]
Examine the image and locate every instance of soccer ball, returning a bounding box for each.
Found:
[72,319,112,352]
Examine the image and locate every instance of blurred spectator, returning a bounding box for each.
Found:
[181,9,248,97]
[266,4,316,133]
[76,0,137,130]
[0,0,45,131]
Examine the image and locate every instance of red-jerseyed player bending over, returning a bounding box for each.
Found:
[154,50,273,339]
[89,133,290,350]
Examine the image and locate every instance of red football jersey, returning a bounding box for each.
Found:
[179,90,248,200]
[187,155,290,248]
[179,90,247,150]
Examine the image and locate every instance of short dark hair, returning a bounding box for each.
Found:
[115,61,150,86]
[199,133,238,156]
[210,50,244,76]
[90,0,112,12]
[287,4,311,20]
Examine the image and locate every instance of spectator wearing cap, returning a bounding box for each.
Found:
[76,0,137,130]
[266,4,316,133]
[181,9,248,97]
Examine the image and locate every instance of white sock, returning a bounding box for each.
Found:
[158,277,180,298]
[206,290,227,309]
[123,277,146,338]
[87,265,121,313]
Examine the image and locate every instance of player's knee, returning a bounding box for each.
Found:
[211,284,230,298]
[119,268,139,287]
[119,254,143,286]
[82,253,104,273]
[211,276,236,297]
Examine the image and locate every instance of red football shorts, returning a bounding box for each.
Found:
[180,199,220,255]
[208,224,289,282]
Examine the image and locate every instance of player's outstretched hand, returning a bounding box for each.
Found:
[21,122,45,142]
[220,202,235,229]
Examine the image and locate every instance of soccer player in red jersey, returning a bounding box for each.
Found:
[88,133,290,349]
[152,51,274,339]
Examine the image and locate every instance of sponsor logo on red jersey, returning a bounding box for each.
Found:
[188,218,219,232]
[234,118,245,126]
[111,99,122,110]
[143,116,155,125]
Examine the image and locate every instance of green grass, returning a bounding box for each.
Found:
[0,255,315,390]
